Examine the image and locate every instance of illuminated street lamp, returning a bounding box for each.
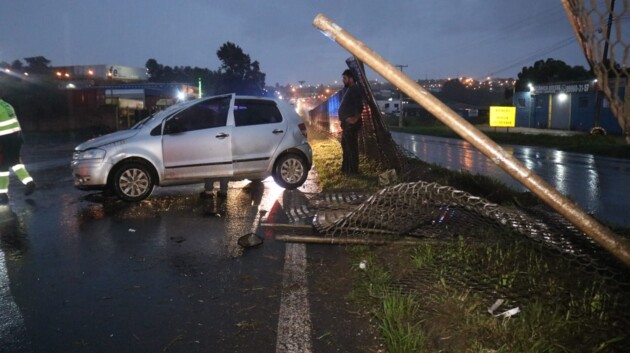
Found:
[558,93,568,102]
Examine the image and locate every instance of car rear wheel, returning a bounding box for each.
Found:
[273,154,308,189]
[112,162,155,201]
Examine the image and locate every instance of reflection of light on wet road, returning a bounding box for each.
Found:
[260,179,285,215]
[0,251,26,348]
[586,156,600,209]
[221,178,287,257]
[522,147,535,170]
[551,150,568,195]
[0,207,27,349]
[392,131,629,227]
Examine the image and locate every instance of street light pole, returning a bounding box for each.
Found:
[395,64,408,128]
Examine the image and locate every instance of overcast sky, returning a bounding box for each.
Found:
[2,0,589,86]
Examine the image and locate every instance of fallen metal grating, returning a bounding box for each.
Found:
[310,180,630,345]
[313,181,628,269]
[282,192,367,225]
[285,204,317,224]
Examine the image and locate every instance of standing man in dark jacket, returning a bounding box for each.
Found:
[338,69,363,175]
[0,97,35,204]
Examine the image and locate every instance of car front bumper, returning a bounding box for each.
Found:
[71,159,112,189]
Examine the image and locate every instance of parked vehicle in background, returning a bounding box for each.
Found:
[72,93,312,201]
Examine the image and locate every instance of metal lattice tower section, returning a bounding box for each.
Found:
[563,0,630,141]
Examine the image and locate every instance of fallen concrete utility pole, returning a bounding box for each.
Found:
[312,13,630,267]
[276,234,424,246]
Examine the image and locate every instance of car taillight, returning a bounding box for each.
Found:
[298,123,307,138]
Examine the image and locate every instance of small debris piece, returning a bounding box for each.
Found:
[488,298,520,318]
[237,233,264,248]
[170,236,185,244]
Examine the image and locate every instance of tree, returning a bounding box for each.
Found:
[515,58,593,91]
[439,79,469,103]
[23,56,51,74]
[145,58,163,81]
[144,58,222,96]
[11,60,23,70]
[216,42,266,95]
[143,42,266,97]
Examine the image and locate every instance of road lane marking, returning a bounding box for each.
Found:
[276,243,312,353]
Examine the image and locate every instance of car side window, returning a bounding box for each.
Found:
[163,97,230,134]
[234,100,283,127]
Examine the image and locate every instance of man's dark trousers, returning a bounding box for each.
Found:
[341,128,359,174]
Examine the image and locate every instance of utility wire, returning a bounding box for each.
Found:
[482,36,576,78]
[454,8,565,55]
[477,7,628,79]
[421,6,572,78]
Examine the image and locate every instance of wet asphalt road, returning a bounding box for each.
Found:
[392,132,630,227]
[1,141,379,353]
[1,152,280,352]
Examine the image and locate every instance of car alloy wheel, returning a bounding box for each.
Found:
[113,162,155,201]
[273,154,308,189]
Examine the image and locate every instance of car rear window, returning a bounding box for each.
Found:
[234,100,282,126]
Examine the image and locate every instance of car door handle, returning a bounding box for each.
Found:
[215,132,229,139]
[272,129,284,134]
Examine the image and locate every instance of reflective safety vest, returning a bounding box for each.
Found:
[0,99,21,136]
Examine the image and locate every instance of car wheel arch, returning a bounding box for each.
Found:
[275,148,311,169]
[108,157,160,188]
[107,157,160,185]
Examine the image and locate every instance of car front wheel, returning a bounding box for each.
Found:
[273,154,308,189]
[112,162,155,201]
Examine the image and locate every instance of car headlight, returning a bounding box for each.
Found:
[73,148,106,161]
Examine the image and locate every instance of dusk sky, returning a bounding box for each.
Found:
[2,0,589,86]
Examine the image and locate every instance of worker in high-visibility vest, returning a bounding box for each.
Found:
[0,97,35,204]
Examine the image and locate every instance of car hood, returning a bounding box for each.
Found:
[75,130,139,151]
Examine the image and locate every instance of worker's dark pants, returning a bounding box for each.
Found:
[0,132,32,194]
[341,128,360,175]
[0,132,23,171]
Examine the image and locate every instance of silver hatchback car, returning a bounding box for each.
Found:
[72,93,312,201]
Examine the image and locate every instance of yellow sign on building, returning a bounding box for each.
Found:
[489,106,516,127]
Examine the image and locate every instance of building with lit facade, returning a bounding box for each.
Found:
[513,79,626,135]
[52,64,148,84]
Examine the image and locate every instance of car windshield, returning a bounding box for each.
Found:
[131,113,156,129]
